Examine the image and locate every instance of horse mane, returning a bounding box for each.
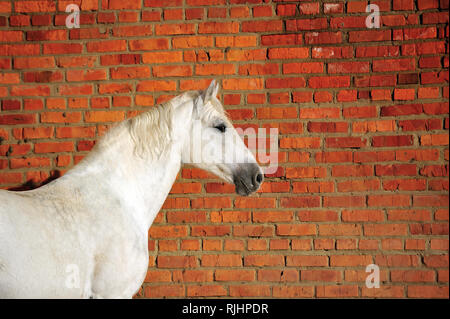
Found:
[128,102,172,160]
[92,88,228,162]
[94,90,201,161]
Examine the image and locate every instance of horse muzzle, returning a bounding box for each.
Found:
[233,163,264,196]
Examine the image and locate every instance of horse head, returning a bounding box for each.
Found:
[176,80,264,196]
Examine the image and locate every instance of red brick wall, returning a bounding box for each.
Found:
[0,0,449,298]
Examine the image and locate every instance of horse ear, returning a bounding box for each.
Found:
[212,80,220,97]
[202,80,219,101]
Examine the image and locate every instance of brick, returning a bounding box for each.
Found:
[423,11,449,24]
[331,255,372,266]
[301,270,341,282]
[332,165,373,177]
[305,32,342,44]
[229,285,271,297]
[268,47,309,60]
[35,142,74,153]
[329,61,370,74]
[26,29,66,41]
[164,8,183,20]
[146,0,183,6]
[187,285,227,297]
[276,4,295,16]
[258,269,298,282]
[191,197,232,209]
[217,35,257,48]
[420,134,449,146]
[149,225,188,238]
[413,195,449,207]
[376,164,417,176]
[153,65,192,77]
[398,119,441,131]
[202,255,242,267]
[281,196,321,208]
[199,22,239,34]
[266,78,306,89]
[155,23,195,35]
[85,111,124,123]
[285,166,326,178]
[373,58,415,72]
[308,122,348,133]
[19,127,54,139]
[108,0,142,9]
[283,62,323,74]
[277,224,316,236]
[241,20,283,32]
[223,78,263,90]
[319,224,361,236]
[356,46,399,58]
[323,196,366,207]
[368,194,411,207]
[287,255,328,267]
[383,179,427,191]
[349,30,391,42]
[404,27,437,40]
[15,1,56,12]
[299,2,319,14]
[362,286,405,298]
[324,3,344,13]
[215,269,254,282]
[18,99,44,111]
[253,211,294,223]
[157,256,197,268]
[137,80,176,92]
[262,34,302,46]
[172,36,213,48]
[144,285,184,297]
[67,70,107,82]
[11,85,50,96]
[142,52,182,64]
[343,106,377,118]
[326,137,367,148]
[408,286,449,298]
[10,157,51,169]
[309,76,350,88]
[372,135,413,147]
[286,18,327,31]
[14,57,55,69]
[234,197,276,209]
[293,181,334,193]
[301,107,340,119]
[338,180,380,192]
[364,224,408,236]
[312,46,353,59]
[394,88,415,100]
[355,75,397,87]
[273,286,314,298]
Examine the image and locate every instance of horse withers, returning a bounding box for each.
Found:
[0,80,263,298]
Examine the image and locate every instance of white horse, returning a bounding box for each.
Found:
[0,80,263,298]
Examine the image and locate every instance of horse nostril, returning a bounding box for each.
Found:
[255,173,263,184]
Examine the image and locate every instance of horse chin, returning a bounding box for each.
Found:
[234,184,252,196]
[232,163,264,197]
[233,176,255,197]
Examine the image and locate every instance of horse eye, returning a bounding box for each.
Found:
[214,123,226,133]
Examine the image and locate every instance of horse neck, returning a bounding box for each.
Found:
[63,123,183,232]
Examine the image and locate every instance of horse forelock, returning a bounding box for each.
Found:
[198,91,232,127]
